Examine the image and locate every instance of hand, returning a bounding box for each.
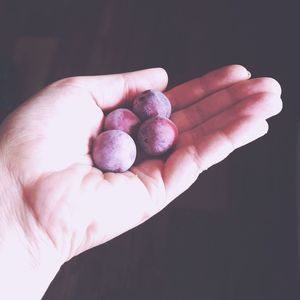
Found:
[0,65,282,299]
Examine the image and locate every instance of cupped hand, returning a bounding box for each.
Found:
[0,65,282,265]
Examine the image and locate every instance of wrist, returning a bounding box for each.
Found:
[0,159,63,299]
[0,233,63,300]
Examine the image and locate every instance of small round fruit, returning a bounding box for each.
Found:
[137,116,178,156]
[92,130,136,172]
[104,108,141,136]
[132,89,172,121]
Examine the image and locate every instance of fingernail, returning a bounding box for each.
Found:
[247,70,251,78]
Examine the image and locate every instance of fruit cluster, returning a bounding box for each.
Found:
[92,90,178,173]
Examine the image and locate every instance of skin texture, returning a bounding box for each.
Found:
[137,116,178,156]
[0,66,282,299]
[132,89,172,120]
[104,108,141,136]
[92,129,137,172]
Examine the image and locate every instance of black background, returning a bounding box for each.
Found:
[0,0,299,299]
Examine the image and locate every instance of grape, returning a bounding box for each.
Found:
[137,116,178,156]
[132,90,171,121]
[104,108,140,136]
[92,130,136,172]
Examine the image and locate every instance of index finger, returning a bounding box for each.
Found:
[165,64,251,111]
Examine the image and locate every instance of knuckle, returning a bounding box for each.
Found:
[52,76,83,88]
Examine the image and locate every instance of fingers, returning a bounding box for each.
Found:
[163,116,268,201]
[54,68,168,111]
[177,91,281,147]
[165,64,250,111]
[193,92,282,137]
[171,77,282,133]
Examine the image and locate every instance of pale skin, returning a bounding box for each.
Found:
[0,65,282,299]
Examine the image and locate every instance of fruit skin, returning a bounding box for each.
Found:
[132,90,172,121]
[92,130,137,172]
[137,116,178,156]
[104,108,141,136]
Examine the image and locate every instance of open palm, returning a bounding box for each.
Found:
[0,65,282,263]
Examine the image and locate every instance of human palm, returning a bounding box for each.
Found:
[0,65,282,263]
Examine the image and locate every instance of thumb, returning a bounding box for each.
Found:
[54,67,169,111]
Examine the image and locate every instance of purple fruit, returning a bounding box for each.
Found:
[132,90,172,121]
[92,130,136,172]
[137,116,178,156]
[104,108,141,136]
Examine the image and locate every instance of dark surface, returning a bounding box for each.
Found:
[0,0,299,299]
